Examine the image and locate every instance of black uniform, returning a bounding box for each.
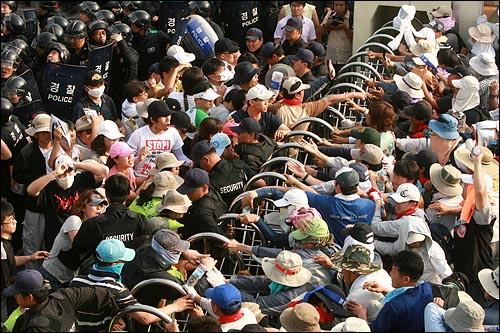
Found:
[12,287,119,332]
[71,204,150,264]
[131,29,170,81]
[234,136,276,173]
[68,41,94,67]
[72,94,119,123]
[108,39,139,111]
[157,1,192,39]
[209,159,257,207]
[282,38,308,57]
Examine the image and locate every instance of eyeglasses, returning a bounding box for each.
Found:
[2,216,16,225]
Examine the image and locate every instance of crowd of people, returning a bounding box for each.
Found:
[1,0,499,332]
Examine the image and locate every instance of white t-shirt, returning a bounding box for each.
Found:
[127,126,184,178]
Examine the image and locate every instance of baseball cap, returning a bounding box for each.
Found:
[288,48,314,64]
[445,65,472,78]
[109,141,136,158]
[335,167,359,191]
[389,183,421,203]
[210,133,231,156]
[273,188,309,208]
[170,111,192,130]
[283,17,303,31]
[341,222,374,244]
[260,42,280,60]
[164,98,182,112]
[153,228,190,252]
[351,144,384,165]
[95,239,135,263]
[230,118,261,135]
[427,20,445,33]
[406,232,426,244]
[97,120,124,140]
[193,88,220,101]
[247,86,274,101]
[291,217,329,240]
[83,193,108,206]
[431,5,453,18]
[222,121,238,138]
[136,98,159,118]
[405,148,439,170]
[282,77,310,95]
[303,284,350,318]
[177,168,210,194]
[167,45,195,64]
[306,42,325,57]
[214,38,239,54]
[404,100,433,121]
[148,62,159,76]
[83,70,105,86]
[3,270,49,296]
[148,100,174,118]
[382,90,412,111]
[55,154,75,171]
[205,283,242,310]
[350,127,381,146]
[190,140,215,166]
[246,27,263,40]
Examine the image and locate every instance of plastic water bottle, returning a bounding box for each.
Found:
[377,169,387,193]
[269,71,283,96]
[186,263,207,287]
[242,206,251,214]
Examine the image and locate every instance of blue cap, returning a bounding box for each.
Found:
[3,270,48,296]
[307,42,325,57]
[288,48,314,64]
[190,140,215,166]
[428,113,460,140]
[205,284,242,310]
[177,168,210,195]
[210,133,231,156]
[96,239,136,263]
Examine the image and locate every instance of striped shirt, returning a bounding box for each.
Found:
[69,268,137,332]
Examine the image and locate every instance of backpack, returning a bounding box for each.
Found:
[428,222,454,265]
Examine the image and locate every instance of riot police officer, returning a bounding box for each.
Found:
[64,19,94,66]
[189,1,224,39]
[79,1,100,25]
[128,9,170,81]
[36,1,60,31]
[1,13,26,43]
[107,22,139,109]
[88,19,109,47]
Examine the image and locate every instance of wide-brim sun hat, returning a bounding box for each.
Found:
[428,114,460,140]
[468,24,496,43]
[393,72,425,99]
[454,147,499,178]
[478,267,499,300]
[429,163,463,197]
[261,251,311,287]
[469,52,498,76]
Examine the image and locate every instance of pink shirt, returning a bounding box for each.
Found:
[107,165,137,191]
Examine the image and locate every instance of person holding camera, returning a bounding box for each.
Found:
[321,1,353,73]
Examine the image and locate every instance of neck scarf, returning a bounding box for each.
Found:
[452,89,480,113]
[396,205,419,219]
[94,263,124,282]
[430,136,460,166]
[269,281,290,295]
[281,99,302,106]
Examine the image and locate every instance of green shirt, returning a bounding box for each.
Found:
[194,107,209,129]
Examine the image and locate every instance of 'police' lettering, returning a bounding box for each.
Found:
[47,94,73,103]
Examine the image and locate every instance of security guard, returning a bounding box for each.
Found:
[128,9,170,81]
[6,270,118,332]
[68,174,151,271]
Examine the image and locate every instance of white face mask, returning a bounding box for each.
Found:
[218,68,232,83]
[87,85,105,98]
[56,174,75,190]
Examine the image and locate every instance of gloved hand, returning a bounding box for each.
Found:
[182,284,199,301]
[367,186,383,202]
[206,268,226,287]
[340,119,356,129]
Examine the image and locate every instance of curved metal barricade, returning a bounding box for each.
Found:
[108,304,173,332]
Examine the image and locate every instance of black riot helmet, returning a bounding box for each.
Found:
[2,75,27,99]
[1,1,17,12]
[1,97,14,124]
[189,1,211,18]
[39,1,58,11]
[46,15,68,31]
[91,9,116,25]
[65,20,87,39]
[1,48,19,68]
[43,23,65,42]
[78,1,100,16]
[127,9,150,29]
[47,41,70,63]
[120,1,142,11]
[3,13,25,35]
[108,22,132,43]
[32,31,57,51]
[6,39,30,62]
[88,19,108,34]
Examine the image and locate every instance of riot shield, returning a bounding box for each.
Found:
[22,9,38,44]
[171,14,218,62]
[19,69,42,103]
[13,100,45,128]
[39,63,87,122]
[87,43,113,93]
[157,1,192,40]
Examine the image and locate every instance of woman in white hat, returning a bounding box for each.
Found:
[227,250,312,316]
[467,23,496,58]
[469,52,499,114]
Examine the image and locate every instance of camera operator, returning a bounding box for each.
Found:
[320,1,353,73]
